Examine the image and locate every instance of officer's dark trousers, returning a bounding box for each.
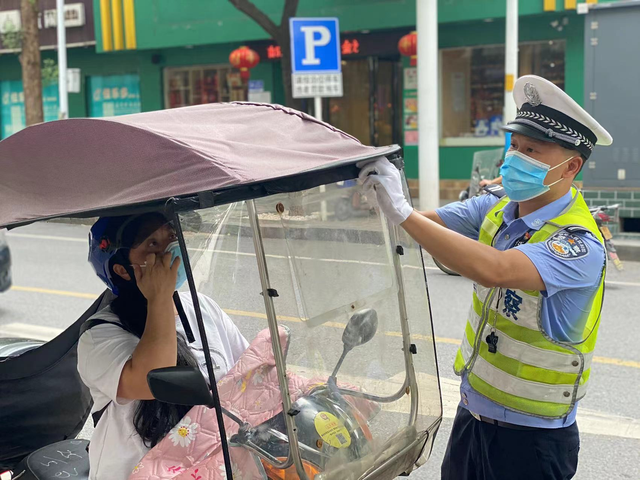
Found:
[441,407,580,480]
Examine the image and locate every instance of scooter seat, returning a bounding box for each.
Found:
[12,439,89,480]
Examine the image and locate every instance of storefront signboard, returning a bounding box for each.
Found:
[88,75,141,117]
[0,0,94,51]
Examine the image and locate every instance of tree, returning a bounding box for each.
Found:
[20,0,44,125]
[229,1,313,217]
[228,0,300,109]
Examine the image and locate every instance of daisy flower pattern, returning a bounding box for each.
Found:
[219,462,244,479]
[131,462,144,474]
[168,416,199,447]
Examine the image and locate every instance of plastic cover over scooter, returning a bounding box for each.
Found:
[0,102,442,480]
[128,181,442,479]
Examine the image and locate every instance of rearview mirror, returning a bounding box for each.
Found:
[331,308,379,380]
[342,308,379,350]
[148,366,213,407]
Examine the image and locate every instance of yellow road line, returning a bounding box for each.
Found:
[8,285,640,370]
[222,308,302,324]
[6,232,440,270]
[223,308,436,343]
[13,232,639,280]
[10,285,99,299]
[593,356,640,369]
[7,233,87,242]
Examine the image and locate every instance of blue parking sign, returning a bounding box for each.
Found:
[290,18,341,74]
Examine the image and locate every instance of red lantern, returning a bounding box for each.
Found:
[229,46,260,81]
[398,31,417,66]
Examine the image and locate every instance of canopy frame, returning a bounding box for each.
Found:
[1,151,402,231]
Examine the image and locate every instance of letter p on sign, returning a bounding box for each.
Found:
[290,18,341,74]
[300,26,331,66]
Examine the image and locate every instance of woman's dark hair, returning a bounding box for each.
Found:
[108,216,199,448]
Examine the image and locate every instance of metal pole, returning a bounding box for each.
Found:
[314,96,322,121]
[387,223,419,426]
[56,0,68,119]
[246,200,310,480]
[504,0,519,124]
[417,0,440,211]
[171,211,234,480]
[314,96,328,221]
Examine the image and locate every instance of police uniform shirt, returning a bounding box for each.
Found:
[435,191,606,428]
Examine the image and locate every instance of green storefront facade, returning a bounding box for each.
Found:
[0,0,623,187]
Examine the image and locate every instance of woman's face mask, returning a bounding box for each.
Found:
[127,222,187,291]
[164,241,188,291]
[499,150,576,202]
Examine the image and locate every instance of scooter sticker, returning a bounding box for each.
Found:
[314,411,352,449]
[545,231,589,260]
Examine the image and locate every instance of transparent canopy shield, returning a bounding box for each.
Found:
[177,175,441,479]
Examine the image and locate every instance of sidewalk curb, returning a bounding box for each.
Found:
[202,222,388,246]
[614,241,640,263]
[45,217,389,245]
[47,217,97,226]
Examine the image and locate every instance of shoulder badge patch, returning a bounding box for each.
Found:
[545,231,589,260]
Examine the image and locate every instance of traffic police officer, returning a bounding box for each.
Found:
[359,75,612,479]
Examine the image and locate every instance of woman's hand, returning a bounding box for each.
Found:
[133,252,180,303]
[118,252,180,400]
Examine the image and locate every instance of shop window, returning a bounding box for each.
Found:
[441,40,565,140]
[622,217,640,234]
[164,66,247,109]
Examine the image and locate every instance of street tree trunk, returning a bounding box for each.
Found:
[20,0,43,126]
[229,0,305,215]
[228,0,301,110]
[277,31,301,110]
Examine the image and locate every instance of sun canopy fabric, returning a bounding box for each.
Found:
[0,102,398,228]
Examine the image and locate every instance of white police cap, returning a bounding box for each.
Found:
[503,75,612,159]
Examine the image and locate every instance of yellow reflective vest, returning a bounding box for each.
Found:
[453,189,606,418]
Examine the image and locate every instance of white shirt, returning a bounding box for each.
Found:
[77,292,248,480]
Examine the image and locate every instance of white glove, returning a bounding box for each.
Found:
[357,158,414,225]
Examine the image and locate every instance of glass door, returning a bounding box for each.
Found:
[328,57,401,147]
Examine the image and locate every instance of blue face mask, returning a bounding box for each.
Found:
[165,241,188,291]
[499,151,575,202]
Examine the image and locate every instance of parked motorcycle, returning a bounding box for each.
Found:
[148,309,383,478]
[458,134,510,203]
[334,179,374,221]
[0,338,44,359]
[590,203,624,271]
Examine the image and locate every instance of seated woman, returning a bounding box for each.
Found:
[77,213,248,480]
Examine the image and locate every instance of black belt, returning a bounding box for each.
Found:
[470,411,539,431]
